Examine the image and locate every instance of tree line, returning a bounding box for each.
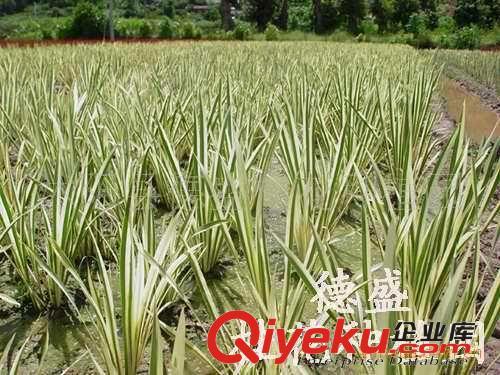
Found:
[1,0,499,35]
[231,0,499,32]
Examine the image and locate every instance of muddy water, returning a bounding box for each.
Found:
[441,79,500,142]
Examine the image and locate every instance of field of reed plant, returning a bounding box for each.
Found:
[0,41,498,374]
[431,49,500,95]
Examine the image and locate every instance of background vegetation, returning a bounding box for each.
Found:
[0,0,499,49]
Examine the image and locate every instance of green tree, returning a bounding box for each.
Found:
[455,0,498,28]
[276,0,288,29]
[220,0,234,30]
[419,0,438,27]
[340,0,367,32]
[406,11,428,34]
[48,0,75,6]
[313,0,342,33]
[161,0,175,18]
[0,0,16,15]
[313,0,323,32]
[68,1,104,38]
[159,16,175,37]
[392,0,420,27]
[289,0,312,31]
[123,0,143,17]
[419,0,437,12]
[243,0,276,31]
[371,0,394,30]
[0,0,35,15]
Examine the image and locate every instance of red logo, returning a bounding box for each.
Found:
[207,310,391,364]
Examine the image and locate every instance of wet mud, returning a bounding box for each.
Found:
[441,79,500,142]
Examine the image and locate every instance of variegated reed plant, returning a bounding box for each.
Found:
[147,83,275,274]
[376,66,442,205]
[429,49,500,95]
[55,183,193,375]
[181,59,457,374]
[188,82,276,270]
[146,92,235,274]
[278,127,498,375]
[188,95,238,273]
[187,147,363,374]
[145,93,192,212]
[274,70,383,259]
[185,141,342,374]
[0,41,497,374]
[0,162,45,309]
[0,155,110,310]
[352,123,499,375]
[1,79,100,187]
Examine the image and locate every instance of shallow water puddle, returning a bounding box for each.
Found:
[441,79,500,142]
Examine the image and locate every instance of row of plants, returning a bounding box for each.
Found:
[428,49,500,95]
[0,42,498,373]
